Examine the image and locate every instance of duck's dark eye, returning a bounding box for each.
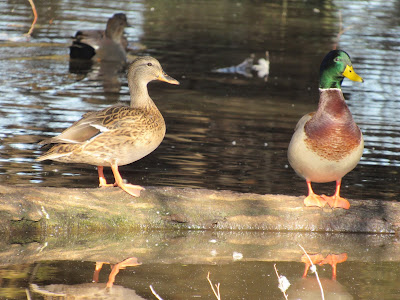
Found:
[147,62,153,66]
[334,58,339,62]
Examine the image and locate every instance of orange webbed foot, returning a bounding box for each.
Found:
[322,195,350,209]
[303,181,327,208]
[304,193,327,208]
[98,166,117,188]
[109,163,145,197]
[119,183,145,197]
[99,176,117,188]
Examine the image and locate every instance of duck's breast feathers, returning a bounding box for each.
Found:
[304,89,362,161]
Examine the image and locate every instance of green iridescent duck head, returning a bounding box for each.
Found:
[319,50,364,89]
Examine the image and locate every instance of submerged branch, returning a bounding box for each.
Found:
[207,272,221,300]
[25,0,38,37]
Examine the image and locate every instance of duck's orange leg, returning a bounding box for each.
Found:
[322,179,350,209]
[110,163,145,197]
[97,166,116,187]
[303,180,327,208]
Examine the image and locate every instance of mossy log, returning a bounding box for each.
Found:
[0,185,399,235]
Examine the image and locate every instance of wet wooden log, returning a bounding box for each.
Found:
[0,184,399,234]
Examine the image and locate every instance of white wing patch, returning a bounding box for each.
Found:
[91,124,110,132]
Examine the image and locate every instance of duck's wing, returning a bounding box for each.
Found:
[73,30,105,49]
[39,106,127,145]
[38,106,147,145]
[38,111,102,145]
[69,30,105,59]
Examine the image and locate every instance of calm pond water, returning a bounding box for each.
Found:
[1,231,400,299]
[1,0,400,299]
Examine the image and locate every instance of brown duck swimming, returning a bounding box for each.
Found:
[37,56,179,197]
[69,13,129,62]
[288,50,364,209]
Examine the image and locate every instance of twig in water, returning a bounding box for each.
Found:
[25,0,38,37]
[149,285,164,300]
[207,272,221,300]
[273,264,290,300]
[298,244,325,300]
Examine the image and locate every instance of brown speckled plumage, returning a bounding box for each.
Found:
[37,56,179,197]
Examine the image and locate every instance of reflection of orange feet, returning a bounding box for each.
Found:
[118,257,141,268]
[106,257,141,288]
[301,253,324,277]
[320,253,348,266]
[320,253,348,280]
[322,195,350,209]
[92,262,106,283]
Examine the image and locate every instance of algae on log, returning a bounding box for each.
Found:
[0,185,399,234]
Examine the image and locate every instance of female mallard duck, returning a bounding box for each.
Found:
[69,13,129,62]
[37,56,179,197]
[288,50,364,209]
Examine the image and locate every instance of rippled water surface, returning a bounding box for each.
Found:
[1,0,400,298]
[0,0,399,201]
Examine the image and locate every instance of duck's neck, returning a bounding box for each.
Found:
[305,88,361,143]
[128,77,155,109]
[315,88,352,122]
[105,26,123,42]
[319,71,344,89]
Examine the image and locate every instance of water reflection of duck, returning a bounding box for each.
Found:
[289,253,353,300]
[30,257,144,299]
[36,57,179,197]
[288,50,364,209]
[69,13,129,62]
[92,257,141,288]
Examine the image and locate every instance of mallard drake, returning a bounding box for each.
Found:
[288,50,364,209]
[37,56,179,197]
[69,13,129,62]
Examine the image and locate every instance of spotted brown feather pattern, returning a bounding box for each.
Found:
[36,56,179,197]
[304,89,362,162]
[37,104,165,166]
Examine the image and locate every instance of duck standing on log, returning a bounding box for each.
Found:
[288,50,364,209]
[37,57,179,197]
